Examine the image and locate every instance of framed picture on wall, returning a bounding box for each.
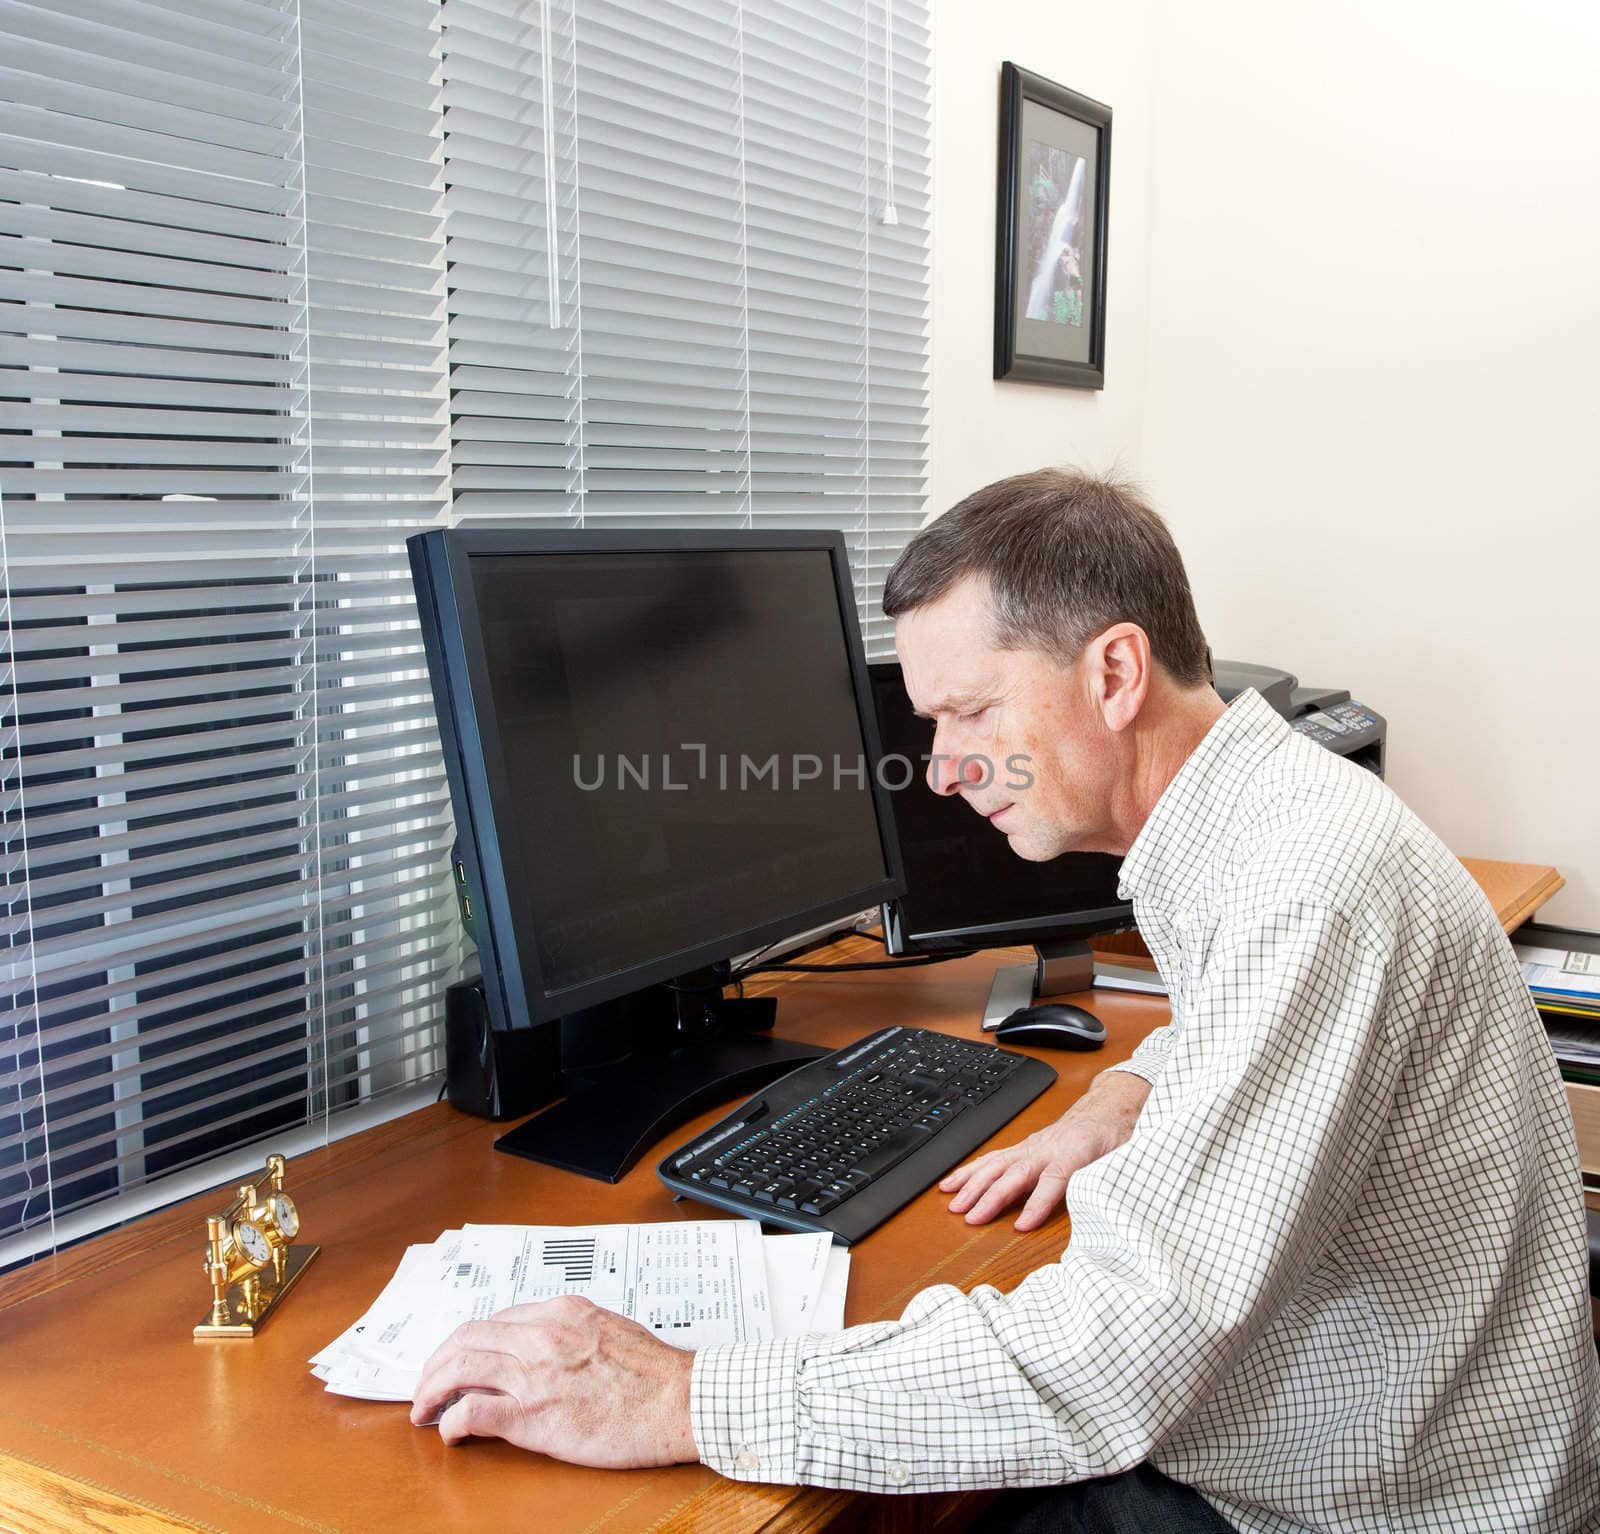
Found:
[994,62,1112,389]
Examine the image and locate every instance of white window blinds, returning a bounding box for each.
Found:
[1,0,932,1263]
[438,0,931,657]
[0,0,457,1259]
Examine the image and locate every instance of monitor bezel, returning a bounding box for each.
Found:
[868,660,1134,955]
[410,527,906,1029]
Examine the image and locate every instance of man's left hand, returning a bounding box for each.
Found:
[409,1295,699,1467]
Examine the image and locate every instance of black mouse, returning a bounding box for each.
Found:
[993,1002,1106,1051]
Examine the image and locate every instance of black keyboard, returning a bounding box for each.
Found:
[656,1026,1057,1245]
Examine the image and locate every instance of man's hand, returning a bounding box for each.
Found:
[941,1069,1151,1229]
[408,1295,698,1467]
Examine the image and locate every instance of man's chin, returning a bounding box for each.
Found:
[997,825,1057,862]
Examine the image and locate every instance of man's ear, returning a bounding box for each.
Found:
[1085,623,1151,733]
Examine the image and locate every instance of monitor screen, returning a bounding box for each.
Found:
[869,661,1129,949]
[472,549,890,994]
[411,529,902,1027]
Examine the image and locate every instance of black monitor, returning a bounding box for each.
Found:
[868,661,1133,1024]
[408,528,903,1181]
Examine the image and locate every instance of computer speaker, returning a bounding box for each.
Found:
[444,977,560,1121]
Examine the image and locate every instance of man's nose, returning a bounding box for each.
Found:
[926,748,985,797]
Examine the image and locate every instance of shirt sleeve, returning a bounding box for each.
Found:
[1103,1021,1177,1085]
[690,901,1402,1494]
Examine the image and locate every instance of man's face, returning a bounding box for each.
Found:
[895,576,1118,861]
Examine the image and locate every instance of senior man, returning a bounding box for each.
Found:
[412,469,1600,1533]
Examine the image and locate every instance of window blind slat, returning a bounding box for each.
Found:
[0,100,295,190]
[2,0,296,82]
[0,59,294,153]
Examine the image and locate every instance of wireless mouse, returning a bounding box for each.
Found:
[993,1002,1107,1051]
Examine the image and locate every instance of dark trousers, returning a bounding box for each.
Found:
[971,1463,1238,1534]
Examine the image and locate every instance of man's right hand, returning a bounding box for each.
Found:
[940,1068,1152,1230]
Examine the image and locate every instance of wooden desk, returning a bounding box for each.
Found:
[0,860,1564,1534]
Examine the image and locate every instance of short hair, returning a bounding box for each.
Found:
[881,467,1210,686]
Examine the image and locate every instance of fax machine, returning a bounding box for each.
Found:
[1212,659,1386,778]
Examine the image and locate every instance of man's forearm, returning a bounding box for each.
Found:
[1080,1066,1151,1149]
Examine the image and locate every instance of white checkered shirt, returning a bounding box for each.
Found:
[691,689,1600,1531]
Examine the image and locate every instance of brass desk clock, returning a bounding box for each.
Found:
[195,1154,319,1338]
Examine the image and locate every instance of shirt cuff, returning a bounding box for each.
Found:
[691,1335,808,1484]
[1103,1022,1176,1086]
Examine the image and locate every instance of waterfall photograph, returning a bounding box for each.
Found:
[1023,141,1087,327]
[994,62,1110,388]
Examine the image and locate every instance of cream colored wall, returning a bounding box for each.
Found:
[929,1,1600,924]
[927,0,1155,518]
[1139,0,1600,924]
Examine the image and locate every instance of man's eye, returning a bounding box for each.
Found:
[958,707,988,724]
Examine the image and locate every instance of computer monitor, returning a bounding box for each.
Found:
[408,528,903,1180]
[868,660,1133,1025]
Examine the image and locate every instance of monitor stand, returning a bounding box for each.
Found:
[981,938,1096,1029]
[492,972,825,1184]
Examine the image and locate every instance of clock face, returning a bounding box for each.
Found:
[269,1192,299,1239]
[233,1219,271,1266]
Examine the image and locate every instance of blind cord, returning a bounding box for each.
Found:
[880,0,898,224]
[539,0,560,329]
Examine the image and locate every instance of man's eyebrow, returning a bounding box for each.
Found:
[911,690,988,720]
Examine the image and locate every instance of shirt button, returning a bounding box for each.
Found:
[734,1449,760,1472]
[886,1461,910,1486]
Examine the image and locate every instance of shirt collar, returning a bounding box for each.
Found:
[1117,688,1291,914]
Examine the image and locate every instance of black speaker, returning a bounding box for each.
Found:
[444,977,560,1121]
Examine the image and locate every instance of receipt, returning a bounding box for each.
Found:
[763,1232,833,1336]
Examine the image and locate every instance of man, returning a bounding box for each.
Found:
[412,469,1600,1532]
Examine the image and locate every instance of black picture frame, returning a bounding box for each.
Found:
[994,62,1112,389]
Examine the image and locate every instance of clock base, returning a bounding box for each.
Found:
[194,1243,320,1338]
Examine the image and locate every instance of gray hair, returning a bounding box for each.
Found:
[881,467,1210,686]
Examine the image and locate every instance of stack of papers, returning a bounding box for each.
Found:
[1542,1020,1600,1069]
[1519,941,1600,1021]
[311,1221,848,1404]
[1517,940,1600,1081]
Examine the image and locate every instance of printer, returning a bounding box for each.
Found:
[1212,658,1387,778]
